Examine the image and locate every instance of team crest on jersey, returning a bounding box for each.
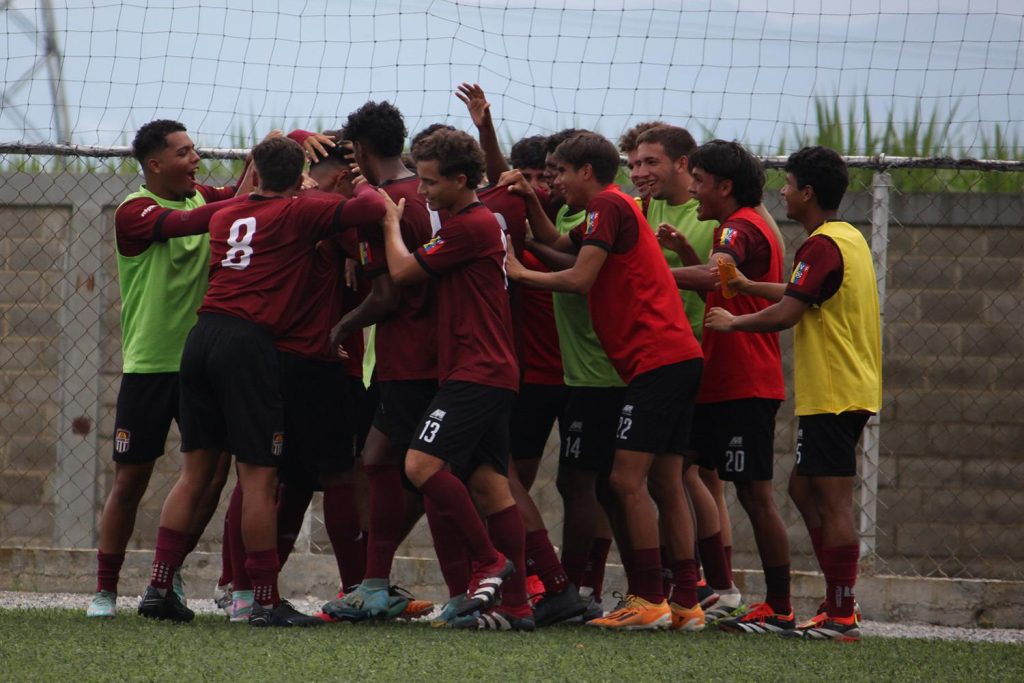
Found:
[585,210,600,236]
[271,432,284,457]
[114,429,131,454]
[423,235,445,254]
[790,261,811,285]
[719,227,738,247]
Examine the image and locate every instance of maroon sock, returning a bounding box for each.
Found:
[631,547,664,604]
[620,547,636,595]
[487,505,527,607]
[561,547,588,589]
[150,526,190,591]
[809,526,824,564]
[763,564,792,614]
[245,548,281,607]
[323,482,366,588]
[424,496,471,597]
[96,551,125,594]
[363,463,406,580]
[670,558,699,608]
[418,470,497,565]
[659,546,673,599]
[184,532,201,556]
[218,509,233,587]
[724,545,733,578]
[697,532,731,590]
[226,485,252,591]
[583,538,612,600]
[525,529,569,594]
[276,484,312,568]
[821,545,859,618]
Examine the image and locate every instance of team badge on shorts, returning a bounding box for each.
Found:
[114,429,131,454]
[271,432,284,457]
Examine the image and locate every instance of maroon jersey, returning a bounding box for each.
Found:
[478,185,529,374]
[200,184,385,335]
[115,185,240,256]
[785,235,845,304]
[519,250,564,385]
[698,207,785,403]
[414,202,519,391]
[358,176,438,382]
[570,185,702,383]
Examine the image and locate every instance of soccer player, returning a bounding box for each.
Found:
[509,135,550,195]
[674,139,794,634]
[87,120,246,618]
[379,128,533,631]
[137,136,386,627]
[706,145,881,642]
[507,132,705,632]
[618,121,664,199]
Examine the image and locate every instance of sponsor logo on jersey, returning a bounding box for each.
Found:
[271,432,284,457]
[114,429,131,454]
[422,235,445,254]
[621,404,634,416]
[569,421,583,432]
[719,227,737,247]
[140,204,159,218]
[790,261,811,285]
[429,409,447,421]
[585,210,600,236]
[728,436,743,448]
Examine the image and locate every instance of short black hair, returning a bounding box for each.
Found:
[545,128,589,155]
[410,123,456,155]
[252,137,305,192]
[687,139,765,208]
[132,119,187,163]
[341,101,407,158]
[635,125,697,161]
[309,129,351,169]
[785,146,849,211]
[510,135,547,170]
[552,132,620,185]
[618,121,666,153]
[412,129,485,189]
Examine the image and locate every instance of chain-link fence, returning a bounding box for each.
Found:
[1,147,1022,583]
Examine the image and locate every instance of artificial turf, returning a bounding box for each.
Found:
[1,610,1022,682]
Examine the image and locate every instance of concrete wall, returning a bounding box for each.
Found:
[1,170,1023,584]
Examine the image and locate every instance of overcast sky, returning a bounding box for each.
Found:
[2,0,1021,154]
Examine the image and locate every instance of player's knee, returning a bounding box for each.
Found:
[608,468,644,500]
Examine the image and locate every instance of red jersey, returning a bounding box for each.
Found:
[200,184,385,335]
[358,176,438,382]
[697,206,786,403]
[414,201,519,391]
[115,184,240,256]
[519,250,564,385]
[570,185,701,383]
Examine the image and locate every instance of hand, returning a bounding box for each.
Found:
[302,132,336,163]
[300,173,318,191]
[705,306,737,332]
[455,82,493,129]
[335,344,351,361]
[726,268,752,294]
[505,246,527,281]
[378,189,405,227]
[496,169,535,198]
[690,264,720,291]
[351,166,368,188]
[656,223,688,251]
[344,258,359,290]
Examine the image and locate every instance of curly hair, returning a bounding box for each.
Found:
[252,137,306,192]
[687,139,765,208]
[410,123,456,154]
[510,135,548,170]
[411,129,485,189]
[618,120,666,154]
[340,101,408,158]
[552,132,620,185]
[131,119,188,162]
[785,146,849,211]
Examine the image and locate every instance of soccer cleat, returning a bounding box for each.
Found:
[171,569,187,607]
[525,574,546,607]
[587,594,671,631]
[229,589,255,623]
[717,601,795,634]
[390,585,434,619]
[696,580,720,610]
[463,555,514,614]
[321,580,403,621]
[669,601,706,632]
[783,612,860,642]
[214,583,233,617]
[816,600,863,622]
[704,586,745,622]
[249,600,325,628]
[86,590,117,618]
[137,585,194,623]
[533,584,587,627]
[425,593,473,627]
[452,604,536,632]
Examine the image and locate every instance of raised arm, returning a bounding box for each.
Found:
[456,83,510,184]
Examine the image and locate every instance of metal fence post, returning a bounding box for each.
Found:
[52,187,105,548]
[859,170,891,567]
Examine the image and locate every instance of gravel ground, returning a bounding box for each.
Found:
[2,590,1022,644]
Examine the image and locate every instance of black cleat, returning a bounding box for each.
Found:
[533,584,588,627]
[249,600,325,627]
[137,585,194,623]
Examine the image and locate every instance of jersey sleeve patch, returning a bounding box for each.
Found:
[790,260,811,285]
[719,226,738,247]
[585,209,600,237]
[422,234,445,254]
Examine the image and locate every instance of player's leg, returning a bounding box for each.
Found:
[700,466,734,572]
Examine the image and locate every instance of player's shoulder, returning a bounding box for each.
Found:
[114,195,161,226]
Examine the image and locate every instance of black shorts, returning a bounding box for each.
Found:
[179,313,284,467]
[616,359,703,455]
[410,381,515,481]
[559,386,627,474]
[350,378,376,456]
[277,352,355,487]
[795,412,870,477]
[373,379,439,449]
[510,383,569,460]
[690,399,781,482]
[112,372,180,464]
